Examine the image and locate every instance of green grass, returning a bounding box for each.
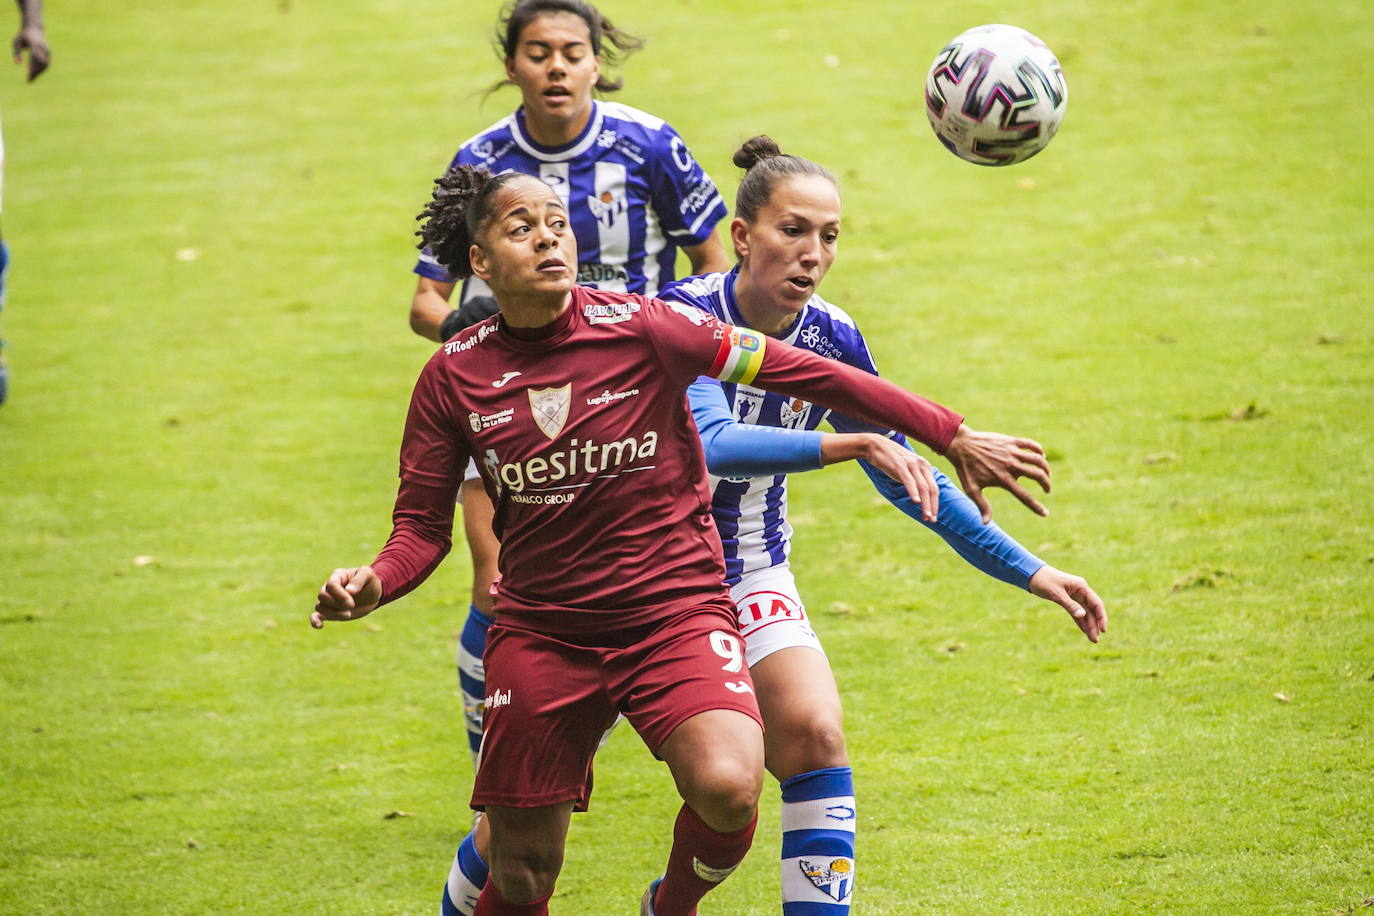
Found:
[2,0,1372,913]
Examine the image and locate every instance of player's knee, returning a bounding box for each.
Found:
[488,845,563,903]
[685,756,763,830]
[796,718,849,767]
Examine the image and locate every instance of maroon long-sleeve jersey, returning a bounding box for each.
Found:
[372,287,961,635]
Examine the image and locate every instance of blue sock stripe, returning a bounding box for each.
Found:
[457,831,489,884]
[459,671,485,700]
[780,766,854,803]
[440,885,462,916]
[459,605,494,656]
[782,903,850,916]
[781,831,856,859]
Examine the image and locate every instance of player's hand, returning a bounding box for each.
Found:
[12,25,49,82]
[943,425,1051,522]
[859,434,939,522]
[311,566,383,629]
[1028,565,1107,643]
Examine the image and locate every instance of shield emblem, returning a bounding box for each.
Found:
[778,397,810,429]
[528,384,572,440]
[799,858,854,903]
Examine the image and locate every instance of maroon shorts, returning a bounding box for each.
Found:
[471,602,763,811]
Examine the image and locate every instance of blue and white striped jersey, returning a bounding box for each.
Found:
[662,269,896,583]
[415,101,727,298]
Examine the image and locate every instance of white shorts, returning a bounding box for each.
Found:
[730,564,824,668]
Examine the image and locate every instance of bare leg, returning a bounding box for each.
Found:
[478,803,573,908]
[751,647,857,915]
[750,647,848,781]
[648,709,764,916]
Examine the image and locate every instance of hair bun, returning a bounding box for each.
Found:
[732,135,783,170]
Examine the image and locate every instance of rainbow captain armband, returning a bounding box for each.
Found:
[708,326,767,385]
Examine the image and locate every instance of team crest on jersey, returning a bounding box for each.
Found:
[528,385,572,440]
[799,858,854,903]
[588,188,627,229]
[779,397,811,430]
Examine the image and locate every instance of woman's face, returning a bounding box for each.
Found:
[733,174,841,316]
[470,175,578,299]
[505,12,601,130]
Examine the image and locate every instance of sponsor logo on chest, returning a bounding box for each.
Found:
[583,301,640,325]
[469,408,515,433]
[799,324,844,360]
[586,387,640,407]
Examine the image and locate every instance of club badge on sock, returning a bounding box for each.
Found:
[692,858,740,883]
[799,857,854,902]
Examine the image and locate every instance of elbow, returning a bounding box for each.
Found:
[409,300,440,342]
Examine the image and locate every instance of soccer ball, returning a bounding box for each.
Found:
[924,24,1067,166]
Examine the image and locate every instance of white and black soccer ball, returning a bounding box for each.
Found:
[924,24,1067,166]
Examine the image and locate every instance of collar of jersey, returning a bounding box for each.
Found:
[496,293,581,350]
[722,266,809,346]
[511,101,605,162]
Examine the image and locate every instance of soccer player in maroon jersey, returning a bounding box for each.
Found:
[312,165,1054,916]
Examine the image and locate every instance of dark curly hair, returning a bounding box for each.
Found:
[732,135,837,224]
[415,165,529,279]
[492,0,644,94]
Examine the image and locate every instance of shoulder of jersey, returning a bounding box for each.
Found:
[597,101,668,131]
[805,293,861,332]
[441,316,502,357]
[658,272,729,316]
[455,114,519,161]
[597,101,674,143]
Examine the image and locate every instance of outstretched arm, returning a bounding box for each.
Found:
[733,331,1048,519]
[860,454,1043,588]
[647,301,1052,522]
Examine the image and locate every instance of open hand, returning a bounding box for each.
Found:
[944,425,1052,522]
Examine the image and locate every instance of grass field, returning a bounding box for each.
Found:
[2,1,1372,913]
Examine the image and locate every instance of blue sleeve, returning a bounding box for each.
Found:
[689,378,825,477]
[649,125,727,246]
[859,445,1045,590]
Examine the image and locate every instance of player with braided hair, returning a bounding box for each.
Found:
[315,163,1057,915]
[405,2,732,806]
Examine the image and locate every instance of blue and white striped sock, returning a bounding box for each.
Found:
[780,767,856,915]
[456,604,494,766]
[440,829,489,916]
